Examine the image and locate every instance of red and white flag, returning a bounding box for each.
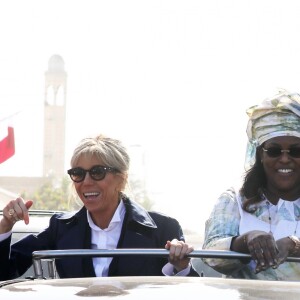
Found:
[0,117,15,164]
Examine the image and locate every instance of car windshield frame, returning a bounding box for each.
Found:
[31,248,300,279]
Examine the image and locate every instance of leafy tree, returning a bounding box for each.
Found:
[30,177,74,211]
[127,179,154,210]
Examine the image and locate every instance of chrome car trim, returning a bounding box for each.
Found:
[32,249,300,279]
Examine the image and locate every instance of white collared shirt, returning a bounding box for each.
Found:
[87,200,190,276]
[87,200,126,277]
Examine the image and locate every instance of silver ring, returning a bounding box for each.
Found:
[8,208,15,216]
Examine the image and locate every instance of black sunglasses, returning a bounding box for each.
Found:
[262,147,300,158]
[67,165,119,182]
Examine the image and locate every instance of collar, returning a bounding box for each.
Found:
[56,196,157,229]
[261,197,300,219]
[120,197,157,228]
[86,200,126,231]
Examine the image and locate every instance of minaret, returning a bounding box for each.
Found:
[43,55,67,178]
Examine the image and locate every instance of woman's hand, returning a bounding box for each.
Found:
[245,230,279,273]
[165,239,194,273]
[275,237,296,265]
[0,197,33,233]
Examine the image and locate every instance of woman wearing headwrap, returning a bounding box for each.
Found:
[202,90,300,280]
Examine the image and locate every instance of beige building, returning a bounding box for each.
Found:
[0,55,67,201]
[43,54,67,178]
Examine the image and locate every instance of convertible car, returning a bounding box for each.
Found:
[1,248,300,299]
[1,210,300,299]
[2,274,300,299]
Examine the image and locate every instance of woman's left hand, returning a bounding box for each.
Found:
[165,239,194,272]
[276,237,296,265]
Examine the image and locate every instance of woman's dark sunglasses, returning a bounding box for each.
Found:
[262,147,300,158]
[67,165,119,182]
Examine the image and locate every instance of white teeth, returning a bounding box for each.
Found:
[84,192,99,197]
[278,169,292,173]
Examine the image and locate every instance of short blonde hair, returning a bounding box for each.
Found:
[70,134,130,175]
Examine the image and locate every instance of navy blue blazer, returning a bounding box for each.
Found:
[0,198,199,279]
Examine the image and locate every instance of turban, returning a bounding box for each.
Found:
[245,89,300,170]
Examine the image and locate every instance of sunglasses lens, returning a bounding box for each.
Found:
[90,166,106,180]
[68,166,115,182]
[68,168,86,182]
[289,148,300,158]
[265,147,282,157]
[264,147,300,158]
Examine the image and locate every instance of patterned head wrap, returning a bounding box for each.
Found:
[245,89,300,170]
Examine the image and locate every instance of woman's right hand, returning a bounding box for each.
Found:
[244,230,279,273]
[0,197,33,234]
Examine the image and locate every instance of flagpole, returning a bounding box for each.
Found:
[0,110,22,122]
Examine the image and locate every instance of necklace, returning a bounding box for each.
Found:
[266,200,299,234]
[266,201,272,233]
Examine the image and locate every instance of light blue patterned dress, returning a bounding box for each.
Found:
[202,187,300,280]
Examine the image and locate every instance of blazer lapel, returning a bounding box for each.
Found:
[56,208,95,277]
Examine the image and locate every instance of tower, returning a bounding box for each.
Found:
[43,55,67,178]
